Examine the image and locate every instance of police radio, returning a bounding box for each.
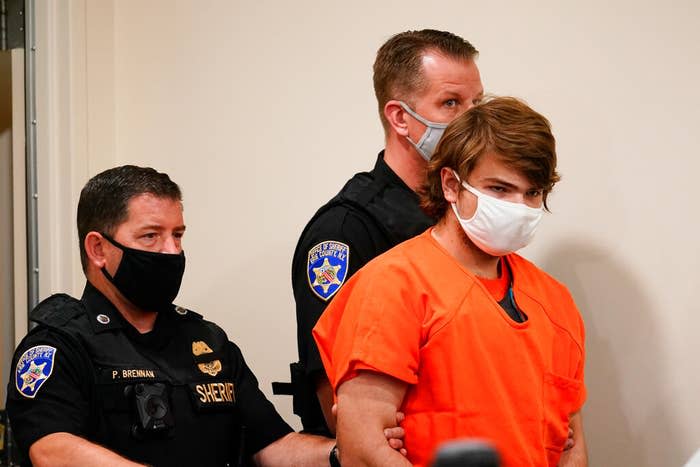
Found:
[124,382,175,439]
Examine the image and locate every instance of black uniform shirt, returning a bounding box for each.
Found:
[291,151,433,433]
[7,282,292,466]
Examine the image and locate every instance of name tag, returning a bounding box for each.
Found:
[115,368,156,380]
[97,366,161,383]
[189,381,235,411]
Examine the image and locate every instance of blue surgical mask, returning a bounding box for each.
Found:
[399,101,449,161]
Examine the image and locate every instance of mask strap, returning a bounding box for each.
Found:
[451,170,481,196]
[450,170,483,224]
[399,101,448,129]
[100,232,126,251]
[101,265,117,283]
[98,233,123,283]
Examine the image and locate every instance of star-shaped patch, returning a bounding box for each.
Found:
[312,258,342,293]
[307,241,349,301]
[20,361,48,392]
[15,345,56,398]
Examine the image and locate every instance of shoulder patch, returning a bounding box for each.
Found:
[15,345,57,398]
[307,241,349,301]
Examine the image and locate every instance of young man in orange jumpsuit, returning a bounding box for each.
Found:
[314,97,587,467]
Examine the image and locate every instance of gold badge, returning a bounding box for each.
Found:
[192,341,213,355]
[192,341,222,376]
[198,360,222,377]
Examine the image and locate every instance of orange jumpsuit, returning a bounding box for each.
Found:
[314,229,585,467]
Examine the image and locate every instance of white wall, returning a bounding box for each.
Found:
[0,51,14,406]
[33,1,700,465]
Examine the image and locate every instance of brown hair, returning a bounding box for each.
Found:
[373,29,478,133]
[421,96,560,219]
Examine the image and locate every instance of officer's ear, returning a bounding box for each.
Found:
[384,100,410,137]
[84,231,109,270]
[441,167,461,203]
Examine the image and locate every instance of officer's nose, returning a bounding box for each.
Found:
[162,236,181,254]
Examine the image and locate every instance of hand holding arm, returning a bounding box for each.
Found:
[558,411,587,467]
[336,371,412,467]
[319,374,408,456]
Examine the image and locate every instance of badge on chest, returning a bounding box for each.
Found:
[190,381,235,410]
[188,340,234,410]
[192,340,222,376]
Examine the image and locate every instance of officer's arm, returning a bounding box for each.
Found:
[316,361,408,451]
[29,432,145,467]
[294,209,376,436]
[336,371,412,467]
[557,411,588,467]
[252,432,334,467]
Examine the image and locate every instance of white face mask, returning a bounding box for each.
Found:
[399,101,448,161]
[450,170,544,256]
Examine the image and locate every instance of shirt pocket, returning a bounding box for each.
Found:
[93,379,135,447]
[542,372,582,466]
[95,366,163,411]
[95,366,173,440]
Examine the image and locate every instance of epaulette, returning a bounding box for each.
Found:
[173,305,203,320]
[30,293,85,328]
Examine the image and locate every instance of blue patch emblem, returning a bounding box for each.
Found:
[15,345,57,398]
[307,241,349,301]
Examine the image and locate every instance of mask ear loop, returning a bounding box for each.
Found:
[399,101,448,129]
[452,169,484,198]
[100,232,125,250]
[449,169,462,213]
[96,232,123,283]
[400,102,449,160]
[451,169,473,200]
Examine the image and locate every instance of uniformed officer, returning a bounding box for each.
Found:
[6,165,350,466]
[289,29,484,436]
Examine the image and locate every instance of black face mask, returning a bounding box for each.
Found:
[100,233,186,312]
